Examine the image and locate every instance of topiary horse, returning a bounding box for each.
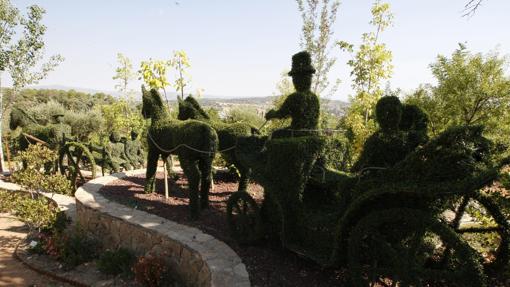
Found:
[178,96,259,191]
[142,86,218,219]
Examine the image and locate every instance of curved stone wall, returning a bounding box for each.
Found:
[75,170,250,287]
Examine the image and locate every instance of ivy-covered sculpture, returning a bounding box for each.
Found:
[125,130,145,169]
[141,86,218,219]
[105,131,132,172]
[178,96,259,191]
[265,51,320,137]
[352,96,428,173]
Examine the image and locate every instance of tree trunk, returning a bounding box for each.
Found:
[0,70,6,174]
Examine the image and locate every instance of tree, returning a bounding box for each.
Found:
[168,50,191,100]
[112,53,135,98]
[139,59,171,107]
[406,44,510,141]
[0,1,63,172]
[296,0,341,97]
[463,0,485,17]
[339,0,394,155]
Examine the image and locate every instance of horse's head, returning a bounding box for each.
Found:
[141,85,166,119]
[9,107,36,130]
[177,96,210,121]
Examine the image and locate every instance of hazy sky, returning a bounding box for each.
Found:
[5,0,510,101]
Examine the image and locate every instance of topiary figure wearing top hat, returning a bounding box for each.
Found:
[106,131,132,172]
[265,51,320,137]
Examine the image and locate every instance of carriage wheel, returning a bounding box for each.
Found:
[448,192,510,271]
[227,191,262,244]
[348,208,486,287]
[59,142,96,187]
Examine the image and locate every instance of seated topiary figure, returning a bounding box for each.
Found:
[399,104,429,151]
[352,96,408,172]
[265,51,320,138]
[106,131,132,172]
[125,130,145,169]
[142,85,218,219]
[178,96,259,191]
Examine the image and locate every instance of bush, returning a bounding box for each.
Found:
[0,190,61,232]
[97,248,136,276]
[12,144,74,195]
[132,254,173,287]
[58,227,99,269]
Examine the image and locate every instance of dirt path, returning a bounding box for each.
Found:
[0,213,70,287]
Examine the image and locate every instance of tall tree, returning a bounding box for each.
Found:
[296,0,340,97]
[0,1,63,172]
[338,0,394,155]
[169,50,191,100]
[112,53,135,98]
[406,44,510,140]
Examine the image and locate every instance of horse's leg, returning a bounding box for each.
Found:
[180,156,201,219]
[164,155,174,178]
[236,162,251,192]
[199,156,213,209]
[145,151,159,194]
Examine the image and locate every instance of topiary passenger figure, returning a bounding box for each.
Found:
[106,131,132,172]
[125,130,145,169]
[265,51,320,138]
[352,96,408,173]
[399,104,429,150]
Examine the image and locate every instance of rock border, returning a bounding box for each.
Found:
[75,170,250,287]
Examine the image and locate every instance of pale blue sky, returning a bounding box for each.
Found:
[6,0,510,101]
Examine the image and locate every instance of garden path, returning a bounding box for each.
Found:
[0,213,71,287]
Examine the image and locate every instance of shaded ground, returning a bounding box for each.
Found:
[0,213,71,287]
[99,171,349,287]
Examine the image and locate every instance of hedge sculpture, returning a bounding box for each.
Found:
[265,51,320,138]
[178,96,259,191]
[125,130,145,169]
[141,85,218,219]
[105,131,132,172]
[352,96,429,173]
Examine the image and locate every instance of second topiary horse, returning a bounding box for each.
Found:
[178,96,259,191]
[142,86,218,219]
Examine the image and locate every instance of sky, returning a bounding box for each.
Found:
[5,0,510,101]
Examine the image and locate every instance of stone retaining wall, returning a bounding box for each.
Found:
[75,170,250,287]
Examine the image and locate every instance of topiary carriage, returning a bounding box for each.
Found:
[225,52,510,286]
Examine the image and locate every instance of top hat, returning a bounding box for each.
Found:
[52,113,65,118]
[288,51,316,76]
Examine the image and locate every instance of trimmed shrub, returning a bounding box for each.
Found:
[132,254,173,287]
[97,248,136,276]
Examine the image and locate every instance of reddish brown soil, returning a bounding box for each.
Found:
[99,171,348,287]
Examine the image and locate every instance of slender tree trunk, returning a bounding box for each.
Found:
[0,70,6,174]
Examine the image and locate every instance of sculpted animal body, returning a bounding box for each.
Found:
[142,86,218,218]
[178,96,258,191]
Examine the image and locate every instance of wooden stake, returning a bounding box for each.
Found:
[163,160,169,199]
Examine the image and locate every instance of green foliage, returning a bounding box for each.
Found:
[101,100,145,136]
[132,254,173,287]
[296,0,341,96]
[0,189,61,232]
[54,226,99,269]
[12,144,74,195]
[113,53,136,97]
[97,248,136,276]
[169,50,191,99]
[139,59,170,91]
[339,0,394,157]
[405,44,510,148]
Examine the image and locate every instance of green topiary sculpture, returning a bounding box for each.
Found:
[265,51,320,138]
[141,86,218,219]
[105,131,132,172]
[352,96,424,173]
[178,96,259,191]
[125,130,145,169]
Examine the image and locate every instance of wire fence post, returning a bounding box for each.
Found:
[163,159,169,199]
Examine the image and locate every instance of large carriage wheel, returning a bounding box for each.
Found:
[348,208,487,287]
[59,142,96,187]
[227,191,262,244]
[448,192,510,271]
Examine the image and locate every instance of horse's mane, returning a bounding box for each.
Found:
[184,96,210,120]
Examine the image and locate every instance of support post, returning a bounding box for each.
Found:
[163,160,169,199]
